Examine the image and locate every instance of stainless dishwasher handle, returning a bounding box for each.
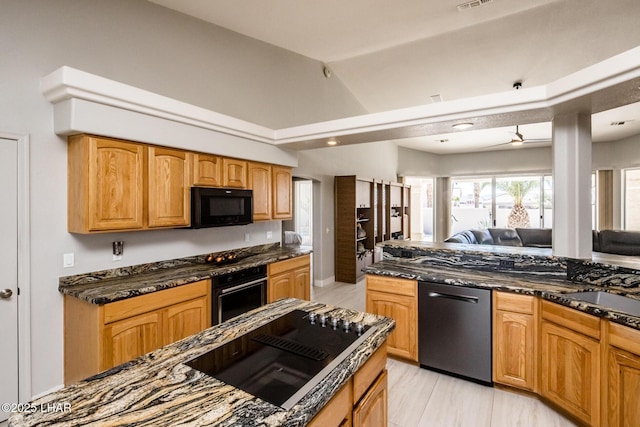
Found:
[427,291,479,304]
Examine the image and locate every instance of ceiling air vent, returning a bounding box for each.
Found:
[610,120,633,126]
[457,0,493,11]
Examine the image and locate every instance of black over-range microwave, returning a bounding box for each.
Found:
[190,187,253,228]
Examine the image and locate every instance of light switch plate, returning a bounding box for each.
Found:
[63,253,74,268]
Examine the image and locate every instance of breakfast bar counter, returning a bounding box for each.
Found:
[8,299,394,426]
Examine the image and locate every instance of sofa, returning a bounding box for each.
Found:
[445,228,640,256]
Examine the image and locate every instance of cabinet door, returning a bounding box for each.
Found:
[494,310,536,391]
[103,311,162,369]
[356,180,371,208]
[268,273,292,303]
[69,136,144,232]
[366,290,417,361]
[307,379,353,427]
[147,147,192,227]
[541,321,601,426]
[606,347,640,427]
[193,153,222,187]
[272,165,292,219]
[353,370,388,427]
[163,297,209,345]
[222,158,247,188]
[248,162,272,221]
[292,266,311,301]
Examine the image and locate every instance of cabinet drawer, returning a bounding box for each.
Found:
[494,292,536,314]
[353,343,387,403]
[541,300,601,340]
[268,254,310,276]
[608,320,640,354]
[366,275,416,297]
[104,280,209,324]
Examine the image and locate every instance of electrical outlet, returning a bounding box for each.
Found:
[245,233,250,242]
[113,254,122,261]
[266,231,273,239]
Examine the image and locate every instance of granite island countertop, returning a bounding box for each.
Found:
[8,298,394,427]
[59,244,312,305]
[365,244,640,331]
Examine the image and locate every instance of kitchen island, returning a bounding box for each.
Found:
[9,298,394,426]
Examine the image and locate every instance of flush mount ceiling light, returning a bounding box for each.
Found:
[452,122,474,130]
[327,138,339,146]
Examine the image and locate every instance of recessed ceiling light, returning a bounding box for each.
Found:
[452,122,474,130]
[327,138,339,146]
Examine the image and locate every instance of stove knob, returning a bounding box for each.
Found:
[330,317,339,330]
[355,322,365,336]
[343,319,351,333]
[318,313,327,327]
[308,312,317,324]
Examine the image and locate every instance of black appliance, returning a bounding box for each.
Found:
[418,281,493,385]
[186,309,376,409]
[191,187,253,228]
[212,265,267,325]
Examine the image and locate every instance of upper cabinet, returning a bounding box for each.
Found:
[68,134,293,233]
[248,162,272,221]
[68,135,145,233]
[147,147,192,228]
[222,158,248,188]
[192,153,222,187]
[272,165,292,220]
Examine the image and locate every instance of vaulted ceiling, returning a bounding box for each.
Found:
[149,0,640,153]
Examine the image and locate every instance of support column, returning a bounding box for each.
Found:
[434,177,450,242]
[552,113,592,259]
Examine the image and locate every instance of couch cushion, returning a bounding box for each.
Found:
[444,230,478,244]
[471,229,494,245]
[516,228,552,248]
[598,230,640,256]
[488,228,523,246]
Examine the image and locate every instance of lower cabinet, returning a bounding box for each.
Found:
[309,342,388,427]
[64,280,211,385]
[267,254,311,302]
[604,321,640,427]
[492,292,538,392]
[540,300,601,427]
[365,275,417,362]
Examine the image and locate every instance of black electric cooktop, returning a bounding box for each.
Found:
[185,309,376,409]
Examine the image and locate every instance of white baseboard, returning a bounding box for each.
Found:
[313,275,335,288]
[32,384,63,400]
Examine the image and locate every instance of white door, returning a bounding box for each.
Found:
[0,137,19,422]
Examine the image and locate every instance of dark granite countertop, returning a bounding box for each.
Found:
[59,244,312,305]
[9,299,395,427]
[365,247,640,331]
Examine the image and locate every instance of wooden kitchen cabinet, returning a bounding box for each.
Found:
[365,275,418,362]
[222,157,247,188]
[307,379,353,427]
[353,369,388,427]
[68,135,145,233]
[267,255,310,302]
[540,300,601,426]
[192,153,222,186]
[272,165,292,219]
[493,292,538,392]
[603,321,640,427]
[64,280,211,385]
[248,162,272,221]
[147,146,192,228]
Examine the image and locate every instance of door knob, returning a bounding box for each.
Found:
[0,289,13,299]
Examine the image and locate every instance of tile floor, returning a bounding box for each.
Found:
[312,279,577,427]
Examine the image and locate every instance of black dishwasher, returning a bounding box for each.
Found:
[418,281,492,385]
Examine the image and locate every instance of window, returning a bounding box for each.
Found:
[624,168,640,230]
[450,178,492,233]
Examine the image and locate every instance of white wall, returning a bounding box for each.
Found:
[1,0,367,397]
[293,141,399,284]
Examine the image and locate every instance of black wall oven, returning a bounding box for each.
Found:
[212,265,267,325]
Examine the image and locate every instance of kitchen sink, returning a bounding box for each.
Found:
[563,291,640,316]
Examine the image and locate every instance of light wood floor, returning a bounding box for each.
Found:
[311,280,578,427]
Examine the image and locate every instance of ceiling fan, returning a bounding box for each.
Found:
[488,125,551,148]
